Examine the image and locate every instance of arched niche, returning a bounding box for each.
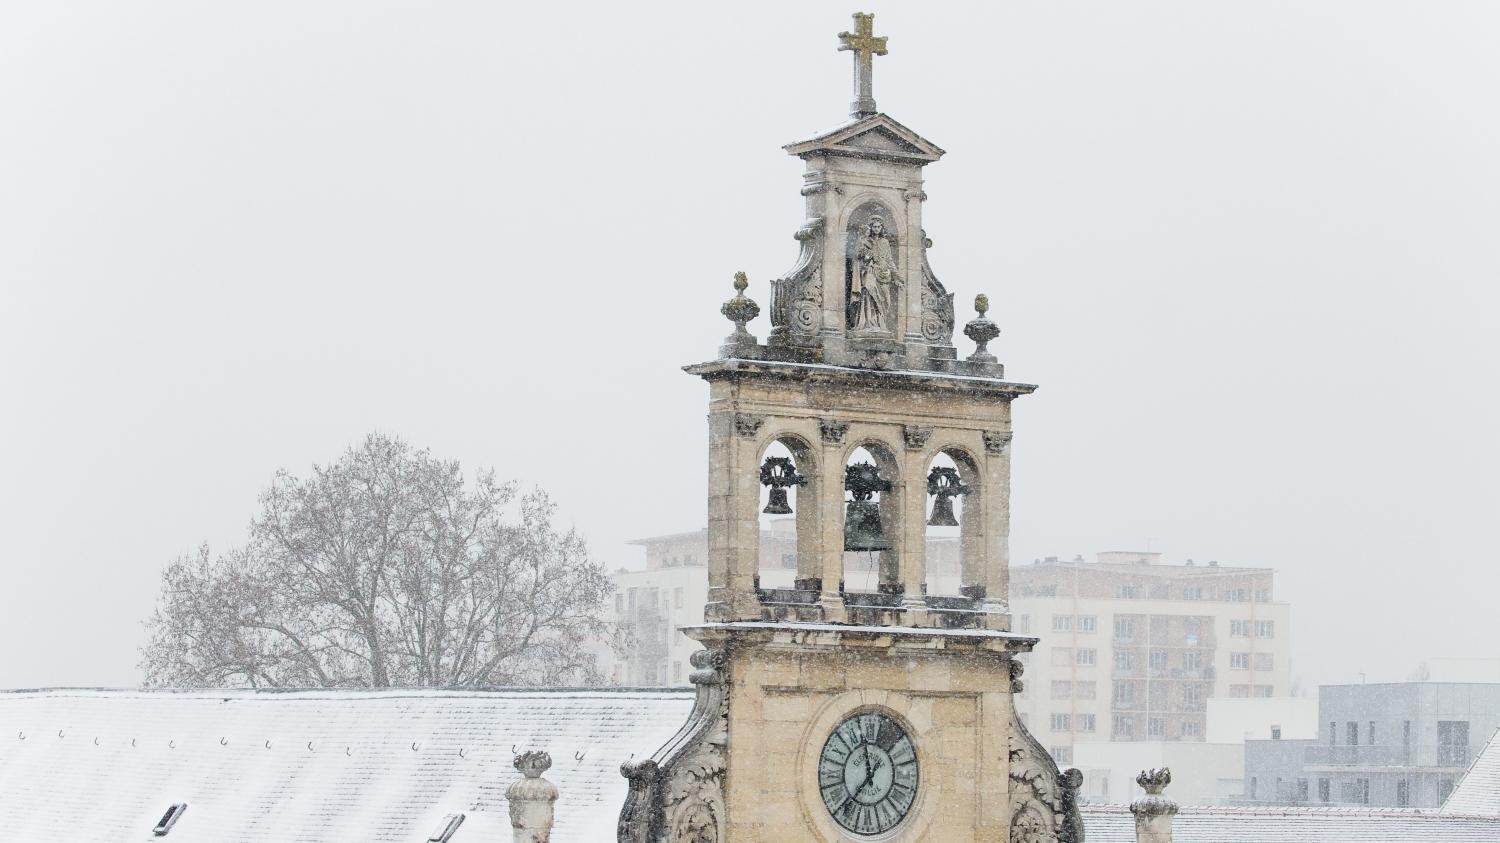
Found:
[843,199,902,336]
[924,446,982,598]
[841,439,903,595]
[754,433,819,592]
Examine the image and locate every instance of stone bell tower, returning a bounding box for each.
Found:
[620,13,1083,843]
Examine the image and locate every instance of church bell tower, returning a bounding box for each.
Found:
[620,13,1083,843]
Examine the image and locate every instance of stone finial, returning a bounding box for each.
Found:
[963,294,1000,363]
[507,751,559,843]
[1130,767,1178,843]
[720,271,761,355]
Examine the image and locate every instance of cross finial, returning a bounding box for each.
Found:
[838,12,888,118]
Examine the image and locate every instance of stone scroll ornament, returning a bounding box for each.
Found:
[769,217,825,338]
[1007,660,1086,843]
[618,648,727,843]
[918,230,955,345]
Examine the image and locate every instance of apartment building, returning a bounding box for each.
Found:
[1244,682,1500,809]
[1011,551,1292,767]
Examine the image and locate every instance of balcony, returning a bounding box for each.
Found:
[1304,743,1484,769]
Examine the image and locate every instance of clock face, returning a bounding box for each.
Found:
[818,711,919,836]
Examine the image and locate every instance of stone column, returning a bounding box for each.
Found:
[898,440,928,622]
[1130,768,1178,843]
[817,420,849,622]
[978,428,1013,628]
[506,751,559,843]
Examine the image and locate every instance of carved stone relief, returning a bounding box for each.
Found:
[919,230,955,346]
[1007,660,1085,843]
[619,648,728,843]
[769,217,825,339]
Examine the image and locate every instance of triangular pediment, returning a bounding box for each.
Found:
[783,113,945,165]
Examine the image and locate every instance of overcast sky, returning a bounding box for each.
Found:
[1,1,1496,690]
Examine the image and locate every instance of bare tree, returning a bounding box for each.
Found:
[141,433,615,688]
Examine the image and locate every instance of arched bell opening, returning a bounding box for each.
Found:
[841,441,902,595]
[756,436,818,592]
[928,446,984,599]
[923,451,965,597]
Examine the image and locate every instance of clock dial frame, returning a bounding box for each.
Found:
[817,710,919,837]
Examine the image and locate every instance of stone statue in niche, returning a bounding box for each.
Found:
[847,214,900,334]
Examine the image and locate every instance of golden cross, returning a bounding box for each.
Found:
[838,12,888,117]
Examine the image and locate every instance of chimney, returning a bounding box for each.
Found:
[1130,768,1178,843]
[506,751,559,843]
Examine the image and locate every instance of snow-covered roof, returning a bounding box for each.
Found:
[0,687,693,842]
[1080,804,1500,842]
[1444,725,1500,816]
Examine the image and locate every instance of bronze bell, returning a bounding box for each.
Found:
[843,462,892,552]
[764,487,793,515]
[760,456,806,515]
[927,466,969,527]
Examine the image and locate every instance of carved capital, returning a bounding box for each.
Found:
[733,413,764,438]
[819,420,850,444]
[902,424,933,450]
[983,431,1012,456]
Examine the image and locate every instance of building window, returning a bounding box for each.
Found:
[1051,681,1073,699]
[1438,721,1471,765]
[1440,777,1457,803]
[1113,716,1134,738]
[1183,685,1202,705]
[1149,584,1170,599]
[1296,779,1309,802]
[1255,620,1275,638]
[1077,648,1097,667]
[1148,717,1165,737]
[672,661,682,683]
[1078,714,1096,732]
[1076,681,1097,700]
[1078,615,1097,633]
[1253,652,1274,670]
[1254,588,1271,602]
[1116,585,1141,599]
[1148,650,1168,671]
[1347,722,1359,746]
[1230,620,1251,637]
[1183,586,1204,600]
[1396,780,1409,807]
[1271,726,1283,740]
[1115,651,1133,670]
[674,588,684,609]
[1051,648,1073,667]
[1050,713,1071,732]
[1231,652,1250,670]
[1249,777,1258,799]
[1114,682,1134,705]
[1183,720,1201,738]
[1226,588,1248,602]
[1318,778,1330,802]
[1183,651,1202,671]
[1230,684,1250,698]
[1020,614,1032,633]
[615,594,625,613]
[1329,722,1337,746]
[1255,685,1274,698]
[1051,746,1073,765]
[1053,615,1073,632]
[1114,618,1136,640]
[1368,722,1376,746]
[628,588,637,610]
